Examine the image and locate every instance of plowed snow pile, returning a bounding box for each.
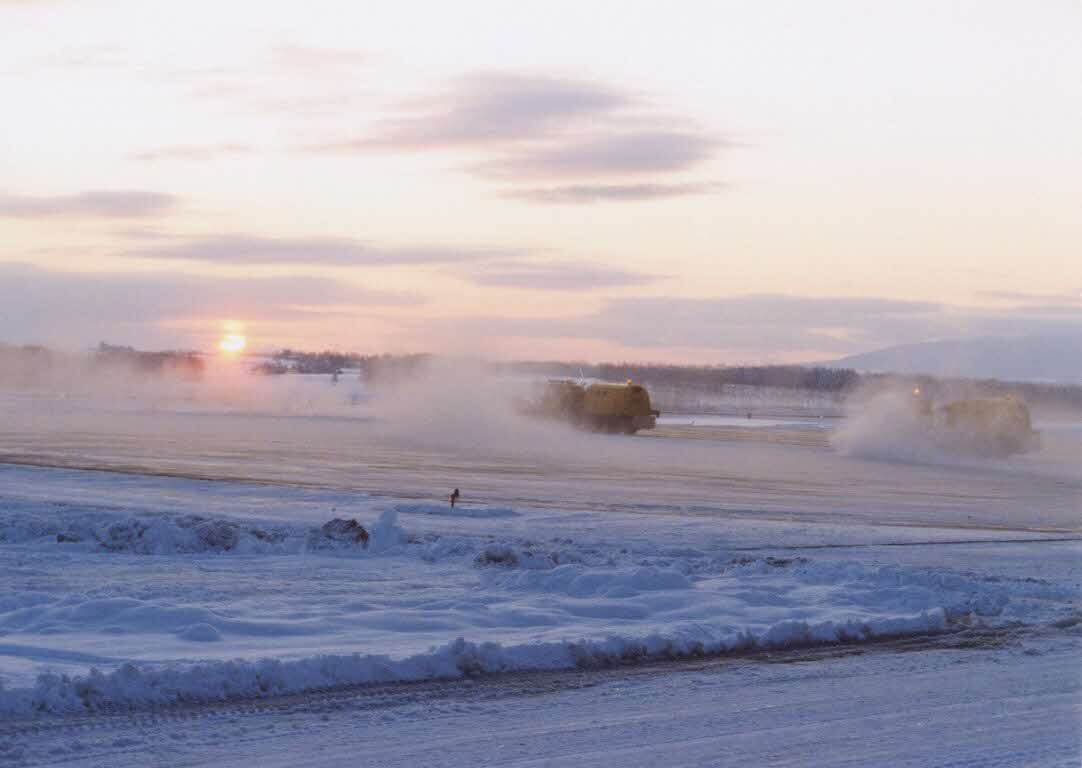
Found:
[1,467,1077,716]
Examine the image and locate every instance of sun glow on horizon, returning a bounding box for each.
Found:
[218,333,247,355]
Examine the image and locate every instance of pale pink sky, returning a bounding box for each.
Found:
[1,0,1079,362]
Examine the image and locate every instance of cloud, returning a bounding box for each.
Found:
[123,234,520,267]
[5,260,1078,363]
[0,190,178,219]
[456,261,663,291]
[270,43,368,72]
[584,296,949,352]
[148,44,372,122]
[26,45,129,71]
[130,143,255,162]
[330,73,629,151]
[0,262,416,347]
[976,289,1082,306]
[304,71,722,201]
[126,233,660,291]
[475,131,719,180]
[504,181,721,204]
[424,295,1082,360]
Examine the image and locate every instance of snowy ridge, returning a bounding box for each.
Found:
[0,609,950,716]
[0,508,407,556]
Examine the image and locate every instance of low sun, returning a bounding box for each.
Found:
[218,333,247,355]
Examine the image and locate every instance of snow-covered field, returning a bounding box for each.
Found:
[0,380,1079,765]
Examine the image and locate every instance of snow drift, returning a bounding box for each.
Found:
[0,609,951,716]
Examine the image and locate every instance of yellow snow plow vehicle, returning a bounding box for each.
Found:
[911,390,1040,457]
[520,380,660,434]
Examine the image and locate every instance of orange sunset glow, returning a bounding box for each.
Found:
[218,333,247,355]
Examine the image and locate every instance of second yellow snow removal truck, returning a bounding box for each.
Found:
[521,380,660,434]
[911,390,1040,457]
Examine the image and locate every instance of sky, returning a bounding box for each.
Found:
[1,0,1080,363]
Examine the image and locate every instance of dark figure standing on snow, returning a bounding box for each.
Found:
[450,488,460,508]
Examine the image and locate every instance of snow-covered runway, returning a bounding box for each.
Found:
[0,391,1079,765]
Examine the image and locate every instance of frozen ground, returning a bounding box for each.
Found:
[6,631,1076,768]
[1,388,1078,529]
[0,382,1079,766]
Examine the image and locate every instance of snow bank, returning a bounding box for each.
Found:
[0,509,406,557]
[0,609,949,716]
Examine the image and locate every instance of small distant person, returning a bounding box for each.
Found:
[450,488,460,508]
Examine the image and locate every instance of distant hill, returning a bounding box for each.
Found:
[829,336,1082,383]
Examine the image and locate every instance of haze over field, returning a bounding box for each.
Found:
[1,4,1080,767]
[2,1,1080,370]
[831,335,1082,383]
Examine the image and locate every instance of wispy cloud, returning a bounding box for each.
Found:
[123,234,520,267]
[584,296,949,352]
[475,131,719,179]
[328,73,629,151]
[0,1,66,8]
[0,262,417,347]
[305,71,722,203]
[130,143,255,162]
[123,232,658,290]
[157,44,372,121]
[0,190,178,219]
[270,43,368,73]
[426,295,1082,358]
[5,258,1078,362]
[504,181,721,204]
[976,289,1082,306]
[456,261,663,291]
[36,44,128,70]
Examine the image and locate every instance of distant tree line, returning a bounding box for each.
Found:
[594,363,861,393]
[93,343,204,378]
[0,342,205,387]
[494,359,1082,412]
[254,350,432,382]
[254,349,364,376]
[3,342,1081,413]
[492,361,859,392]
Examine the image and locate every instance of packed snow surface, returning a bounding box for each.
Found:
[0,380,1078,768]
[0,464,1078,716]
